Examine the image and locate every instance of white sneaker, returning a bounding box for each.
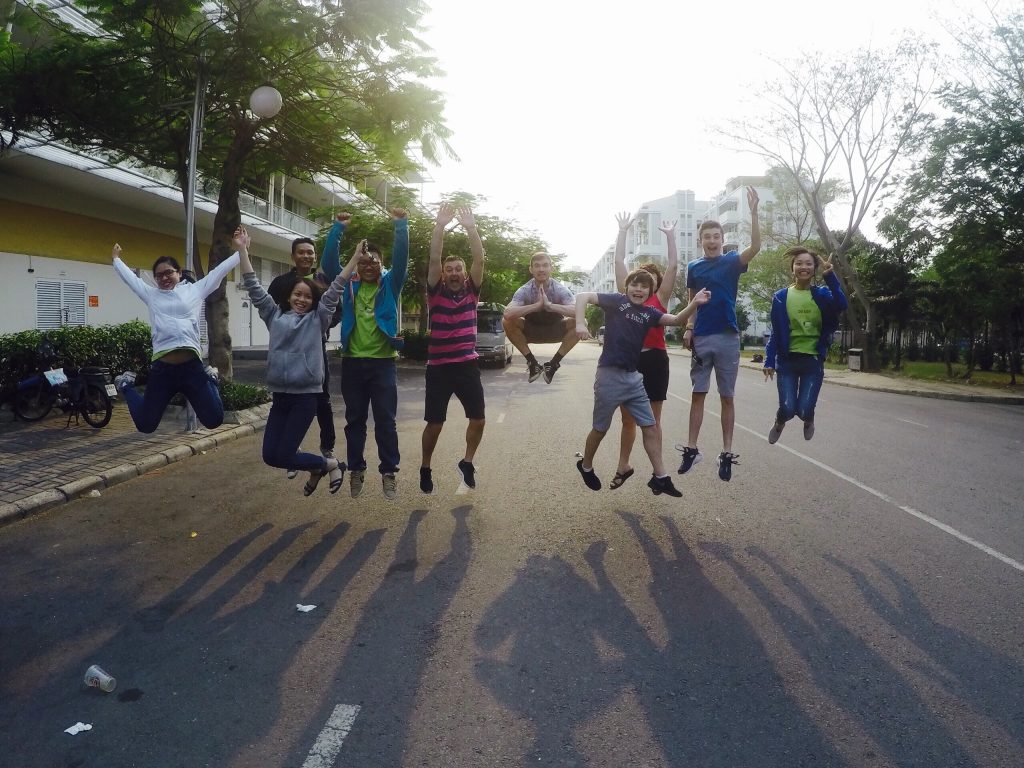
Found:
[204,365,219,383]
[382,473,397,500]
[350,470,365,498]
[114,371,137,393]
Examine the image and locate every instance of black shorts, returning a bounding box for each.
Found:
[637,348,670,402]
[424,361,485,423]
[523,311,568,344]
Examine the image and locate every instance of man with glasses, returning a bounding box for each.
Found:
[322,207,409,499]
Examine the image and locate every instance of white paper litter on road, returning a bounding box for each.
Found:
[64,722,92,735]
[296,604,316,613]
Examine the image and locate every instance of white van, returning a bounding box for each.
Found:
[475,303,513,366]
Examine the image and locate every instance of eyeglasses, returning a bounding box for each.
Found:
[154,269,178,279]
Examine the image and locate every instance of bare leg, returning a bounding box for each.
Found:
[640,423,666,476]
[616,405,637,473]
[502,316,532,359]
[464,418,485,462]
[688,391,708,447]
[720,396,735,453]
[421,422,443,469]
[583,428,606,468]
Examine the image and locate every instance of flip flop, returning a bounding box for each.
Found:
[328,461,346,494]
[609,468,634,490]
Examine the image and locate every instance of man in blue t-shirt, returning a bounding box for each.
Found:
[573,270,710,497]
[679,186,760,482]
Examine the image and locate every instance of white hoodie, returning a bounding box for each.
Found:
[113,253,240,358]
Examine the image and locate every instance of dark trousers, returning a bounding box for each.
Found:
[775,353,824,423]
[262,392,329,472]
[340,357,399,474]
[316,344,336,452]
[123,357,223,434]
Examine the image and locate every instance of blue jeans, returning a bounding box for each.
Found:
[263,392,329,472]
[775,353,824,423]
[340,357,399,474]
[123,357,223,433]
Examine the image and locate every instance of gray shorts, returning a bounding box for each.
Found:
[592,367,655,432]
[690,331,741,398]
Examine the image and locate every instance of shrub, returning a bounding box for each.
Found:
[0,322,152,391]
[975,344,995,372]
[219,379,270,411]
[825,341,844,364]
[400,330,430,361]
[906,340,920,362]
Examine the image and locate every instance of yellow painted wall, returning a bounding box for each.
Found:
[0,200,211,270]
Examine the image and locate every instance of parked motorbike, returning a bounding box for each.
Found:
[11,337,115,428]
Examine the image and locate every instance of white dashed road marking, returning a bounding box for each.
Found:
[302,704,361,768]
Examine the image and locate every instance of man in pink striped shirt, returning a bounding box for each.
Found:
[420,203,486,494]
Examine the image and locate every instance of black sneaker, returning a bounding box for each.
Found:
[420,467,433,494]
[542,360,560,384]
[803,421,815,441]
[457,459,476,489]
[576,460,601,491]
[676,446,702,475]
[718,452,739,482]
[527,360,544,383]
[768,420,785,445]
[648,475,683,497]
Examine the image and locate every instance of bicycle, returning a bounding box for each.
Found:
[11,337,115,428]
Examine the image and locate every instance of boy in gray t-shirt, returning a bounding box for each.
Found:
[573,269,710,497]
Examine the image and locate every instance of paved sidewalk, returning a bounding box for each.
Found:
[2,350,1020,527]
[0,401,269,527]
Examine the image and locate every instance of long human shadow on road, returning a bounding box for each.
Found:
[710,544,978,768]
[617,513,841,767]
[288,506,472,768]
[825,554,1024,751]
[473,513,838,767]
[5,519,385,768]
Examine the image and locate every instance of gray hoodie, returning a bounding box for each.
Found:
[244,271,345,394]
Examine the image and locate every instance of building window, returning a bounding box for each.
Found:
[35,280,87,330]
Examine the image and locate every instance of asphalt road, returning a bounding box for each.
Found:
[2,342,1023,768]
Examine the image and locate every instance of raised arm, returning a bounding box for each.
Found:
[234,226,277,323]
[232,226,254,275]
[196,249,240,300]
[821,255,848,311]
[739,185,761,265]
[111,244,156,303]
[428,202,456,288]
[614,211,635,292]
[320,212,350,283]
[574,292,598,339]
[387,207,409,291]
[657,219,678,307]
[458,206,485,287]
[660,288,711,326]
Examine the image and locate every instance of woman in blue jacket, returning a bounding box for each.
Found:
[763,247,847,443]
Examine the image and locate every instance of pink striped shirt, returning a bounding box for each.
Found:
[427,278,480,365]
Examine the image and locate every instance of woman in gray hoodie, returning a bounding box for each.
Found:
[232,226,346,495]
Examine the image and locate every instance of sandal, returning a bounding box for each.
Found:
[328,460,346,494]
[609,468,634,490]
[303,458,340,496]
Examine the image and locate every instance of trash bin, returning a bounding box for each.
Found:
[848,348,863,371]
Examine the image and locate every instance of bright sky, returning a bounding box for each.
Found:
[417,0,989,271]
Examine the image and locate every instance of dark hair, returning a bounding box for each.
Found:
[784,246,821,270]
[291,237,315,255]
[363,241,383,259]
[277,274,324,313]
[153,256,181,273]
[638,261,664,291]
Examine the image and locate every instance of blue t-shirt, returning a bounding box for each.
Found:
[597,293,663,371]
[686,251,747,335]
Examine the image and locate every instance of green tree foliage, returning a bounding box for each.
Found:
[889,10,1024,383]
[0,0,452,376]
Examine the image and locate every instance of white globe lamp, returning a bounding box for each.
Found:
[249,85,283,119]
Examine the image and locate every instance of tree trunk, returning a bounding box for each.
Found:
[204,127,255,380]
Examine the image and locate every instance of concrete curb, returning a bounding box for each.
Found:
[0,407,268,528]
